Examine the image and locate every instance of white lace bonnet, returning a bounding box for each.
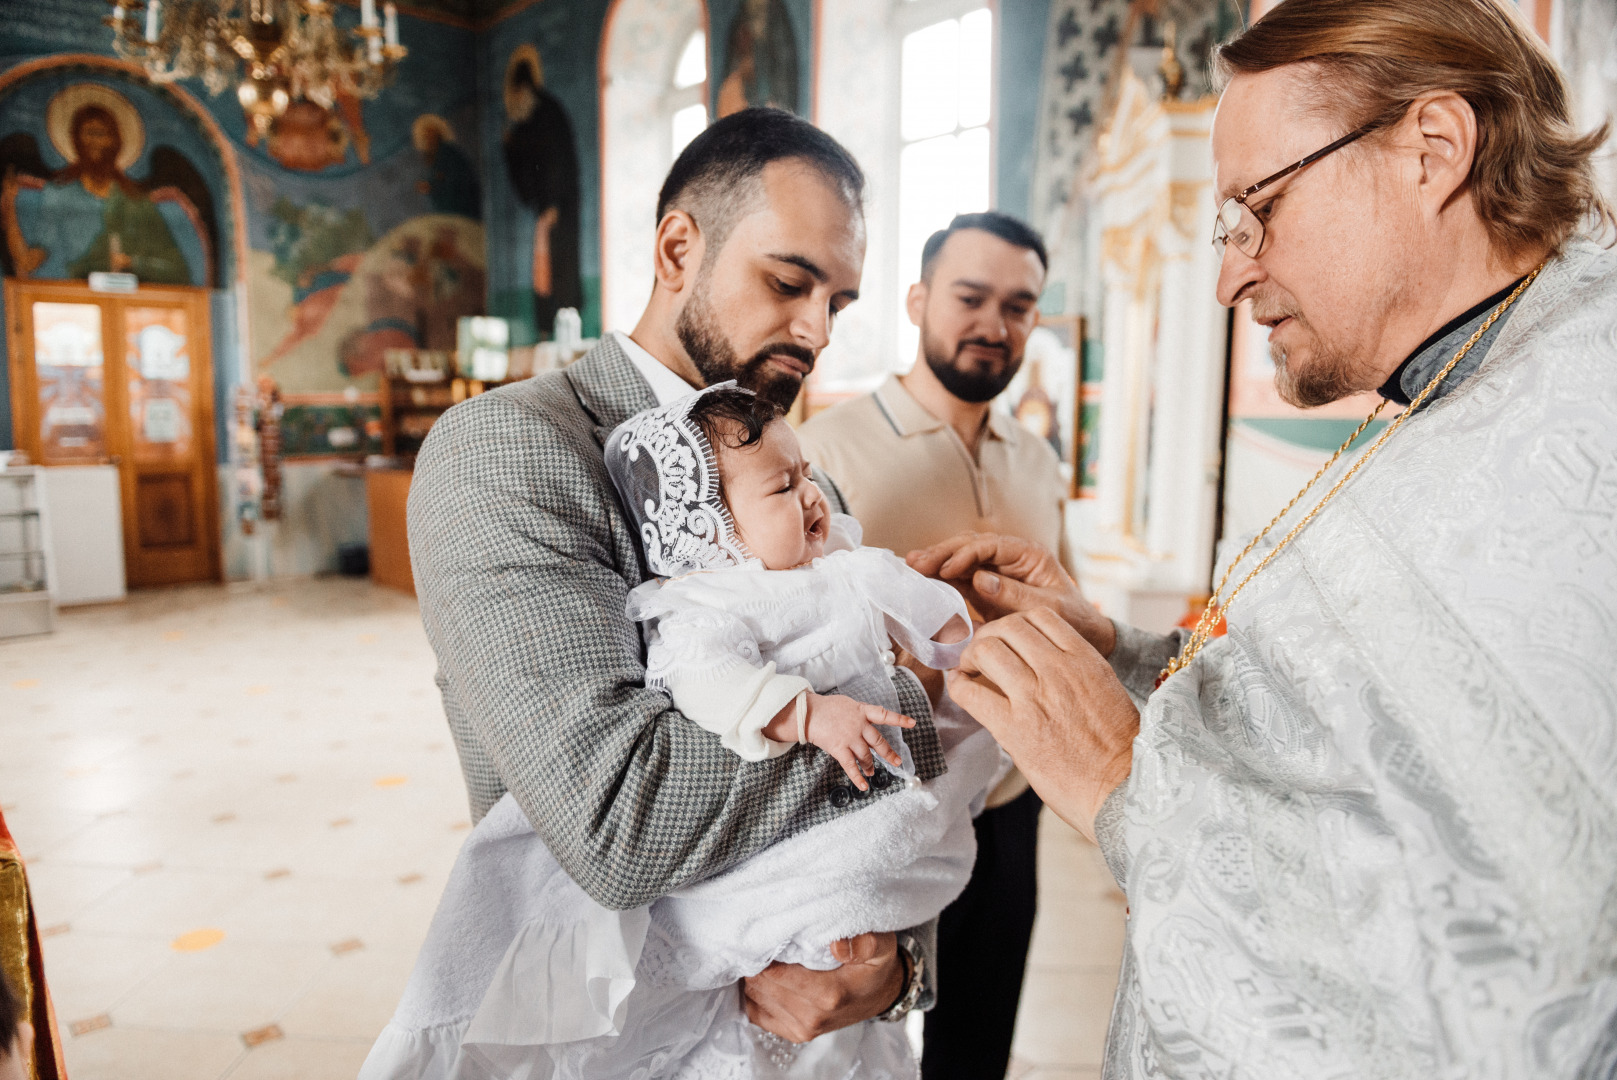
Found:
[605,382,759,578]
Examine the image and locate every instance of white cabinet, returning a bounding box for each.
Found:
[40,465,126,606]
[0,467,53,638]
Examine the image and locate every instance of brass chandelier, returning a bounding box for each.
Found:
[107,0,408,136]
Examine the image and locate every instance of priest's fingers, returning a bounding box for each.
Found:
[959,634,1039,703]
[972,608,1099,676]
[905,531,1001,579]
[949,670,1012,729]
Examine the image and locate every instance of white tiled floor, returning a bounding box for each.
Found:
[0,579,1124,1079]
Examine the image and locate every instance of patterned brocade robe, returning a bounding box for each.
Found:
[1094,239,1617,1080]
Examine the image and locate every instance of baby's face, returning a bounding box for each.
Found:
[718,418,830,570]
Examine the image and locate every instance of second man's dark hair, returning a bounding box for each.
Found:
[920,212,1049,281]
[688,387,784,455]
[656,108,866,254]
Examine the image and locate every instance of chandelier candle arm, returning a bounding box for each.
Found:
[109,0,407,134]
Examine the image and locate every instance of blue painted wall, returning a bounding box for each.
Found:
[997,0,1053,225]
[477,0,611,345]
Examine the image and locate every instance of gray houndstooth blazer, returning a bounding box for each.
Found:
[408,334,946,912]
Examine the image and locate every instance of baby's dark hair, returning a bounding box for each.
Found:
[689,387,784,456]
[0,967,20,1060]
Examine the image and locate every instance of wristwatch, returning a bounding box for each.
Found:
[876,932,926,1023]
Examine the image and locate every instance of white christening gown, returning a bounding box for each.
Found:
[360,517,1001,1080]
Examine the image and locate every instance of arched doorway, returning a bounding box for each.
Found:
[0,59,247,588]
[599,0,709,335]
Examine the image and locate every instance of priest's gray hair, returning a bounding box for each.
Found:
[1217,0,1614,260]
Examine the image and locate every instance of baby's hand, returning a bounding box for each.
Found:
[805,693,914,791]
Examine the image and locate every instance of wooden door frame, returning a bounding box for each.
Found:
[5,278,222,585]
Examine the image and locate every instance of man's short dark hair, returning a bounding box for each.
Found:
[920,212,1049,282]
[688,386,784,456]
[656,108,866,254]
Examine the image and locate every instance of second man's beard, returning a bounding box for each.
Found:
[922,325,1023,404]
[675,277,814,409]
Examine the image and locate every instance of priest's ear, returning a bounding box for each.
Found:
[1407,90,1479,219]
[652,209,706,297]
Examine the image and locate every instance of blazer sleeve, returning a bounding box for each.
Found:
[409,387,939,911]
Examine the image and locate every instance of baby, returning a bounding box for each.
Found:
[364,384,999,1080]
[614,384,971,792]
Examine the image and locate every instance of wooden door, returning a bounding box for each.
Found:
[5,279,220,587]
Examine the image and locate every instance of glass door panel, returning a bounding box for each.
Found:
[124,306,195,461]
[31,301,108,463]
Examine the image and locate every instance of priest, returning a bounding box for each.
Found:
[912,1,1617,1076]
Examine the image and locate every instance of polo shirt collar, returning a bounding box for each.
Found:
[876,373,1011,442]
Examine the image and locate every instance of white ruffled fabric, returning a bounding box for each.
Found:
[630,515,970,765]
[360,719,1001,1080]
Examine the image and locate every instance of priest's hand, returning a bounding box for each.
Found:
[908,532,1116,657]
[742,932,904,1043]
[952,607,1138,843]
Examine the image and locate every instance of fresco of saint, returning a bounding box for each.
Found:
[0,84,213,286]
[717,0,800,117]
[502,45,582,341]
[413,114,481,220]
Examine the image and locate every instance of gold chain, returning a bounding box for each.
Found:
[1159,263,1546,684]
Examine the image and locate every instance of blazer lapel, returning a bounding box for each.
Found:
[565,335,658,447]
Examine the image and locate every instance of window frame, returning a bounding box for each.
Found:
[884,0,999,367]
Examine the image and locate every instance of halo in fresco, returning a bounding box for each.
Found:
[505,44,544,120]
[47,83,145,170]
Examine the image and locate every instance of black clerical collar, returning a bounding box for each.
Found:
[1378,275,1528,406]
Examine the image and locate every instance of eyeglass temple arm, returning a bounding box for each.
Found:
[1237,122,1378,203]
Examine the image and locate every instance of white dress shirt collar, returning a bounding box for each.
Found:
[613,330,700,407]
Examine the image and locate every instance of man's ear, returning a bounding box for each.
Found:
[1411,91,1477,215]
[653,209,703,295]
[905,280,928,329]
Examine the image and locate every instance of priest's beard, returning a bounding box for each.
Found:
[676,275,813,409]
[1258,305,1381,409]
[921,323,1023,404]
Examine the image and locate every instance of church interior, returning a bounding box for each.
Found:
[0,0,1613,1076]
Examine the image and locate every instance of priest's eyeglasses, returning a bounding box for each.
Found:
[1211,122,1378,259]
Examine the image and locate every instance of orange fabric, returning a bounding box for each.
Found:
[0,811,68,1080]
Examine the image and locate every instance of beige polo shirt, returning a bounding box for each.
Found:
[797,374,1067,808]
[798,374,1066,562]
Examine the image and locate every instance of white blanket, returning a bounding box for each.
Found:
[361,720,1001,1080]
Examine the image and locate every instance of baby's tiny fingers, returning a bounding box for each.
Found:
[866,705,917,729]
[862,726,904,767]
[832,747,869,791]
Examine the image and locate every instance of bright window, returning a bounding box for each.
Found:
[896,6,993,359]
[674,30,707,89]
[671,31,708,156]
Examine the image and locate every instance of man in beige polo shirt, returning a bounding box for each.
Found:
[798,211,1062,1080]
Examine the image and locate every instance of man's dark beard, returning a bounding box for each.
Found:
[922,325,1022,404]
[675,277,813,409]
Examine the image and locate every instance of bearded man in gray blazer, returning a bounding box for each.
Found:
[408,108,942,1041]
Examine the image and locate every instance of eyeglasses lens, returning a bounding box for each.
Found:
[1213,197,1263,257]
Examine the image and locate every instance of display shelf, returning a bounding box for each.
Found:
[0,468,54,637]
